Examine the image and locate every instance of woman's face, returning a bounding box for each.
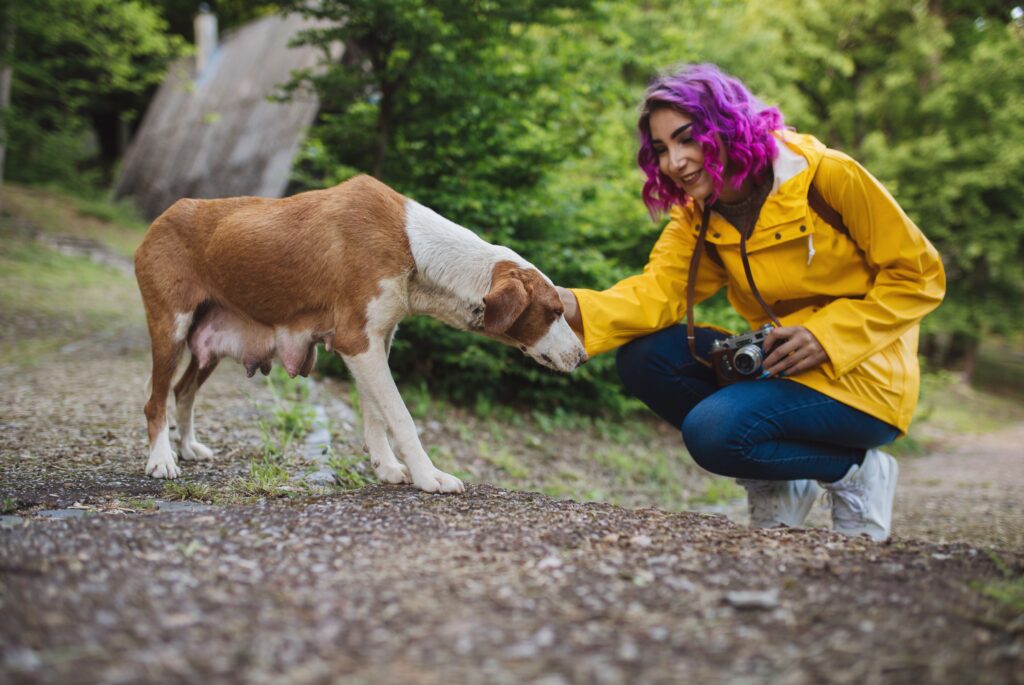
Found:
[649,107,717,202]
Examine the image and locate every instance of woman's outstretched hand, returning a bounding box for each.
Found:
[762,326,829,377]
[555,286,585,345]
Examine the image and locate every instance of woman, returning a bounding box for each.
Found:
[558,64,945,540]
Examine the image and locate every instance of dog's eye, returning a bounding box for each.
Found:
[518,344,527,352]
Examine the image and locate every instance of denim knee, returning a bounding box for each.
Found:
[681,396,745,477]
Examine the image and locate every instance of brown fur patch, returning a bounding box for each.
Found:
[137,175,413,357]
[134,175,414,439]
[485,261,564,347]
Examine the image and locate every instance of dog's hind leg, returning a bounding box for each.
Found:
[174,354,219,461]
[143,315,190,479]
[343,339,463,493]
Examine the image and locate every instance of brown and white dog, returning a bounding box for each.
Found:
[134,175,586,492]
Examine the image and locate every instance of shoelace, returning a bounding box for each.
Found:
[821,483,867,523]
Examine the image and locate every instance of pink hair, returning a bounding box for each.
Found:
[637,64,784,218]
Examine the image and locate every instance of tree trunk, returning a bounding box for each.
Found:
[0,1,15,213]
[373,85,392,179]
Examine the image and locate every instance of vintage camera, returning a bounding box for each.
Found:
[709,324,774,386]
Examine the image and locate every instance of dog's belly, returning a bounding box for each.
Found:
[189,305,328,378]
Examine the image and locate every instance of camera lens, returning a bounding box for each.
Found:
[733,344,763,375]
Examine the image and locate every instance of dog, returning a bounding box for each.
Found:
[134,175,587,492]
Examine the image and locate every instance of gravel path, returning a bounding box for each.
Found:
[2,486,1022,685]
[897,423,1024,551]
[2,344,1023,683]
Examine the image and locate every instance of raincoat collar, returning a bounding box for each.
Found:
[756,130,828,228]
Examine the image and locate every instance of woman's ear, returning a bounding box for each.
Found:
[483,277,529,335]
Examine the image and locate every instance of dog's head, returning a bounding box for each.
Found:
[482,261,587,373]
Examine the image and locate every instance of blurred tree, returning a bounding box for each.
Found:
[3,0,185,187]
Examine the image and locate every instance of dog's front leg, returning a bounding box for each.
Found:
[343,342,464,493]
[360,392,410,485]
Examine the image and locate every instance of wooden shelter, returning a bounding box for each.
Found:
[115,13,340,219]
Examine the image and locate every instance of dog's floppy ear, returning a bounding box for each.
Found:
[483,277,529,335]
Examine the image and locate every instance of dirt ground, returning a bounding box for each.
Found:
[2,205,1023,683]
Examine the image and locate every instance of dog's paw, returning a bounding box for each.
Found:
[146,456,181,479]
[179,440,214,461]
[412,468,465,494]
[373,461,411,484]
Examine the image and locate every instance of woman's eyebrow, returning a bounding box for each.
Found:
[671,123,693,139]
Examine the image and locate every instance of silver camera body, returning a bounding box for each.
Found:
[709,323,774,382]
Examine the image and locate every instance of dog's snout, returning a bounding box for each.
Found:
[541,353,553,364]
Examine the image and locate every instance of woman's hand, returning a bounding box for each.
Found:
[555,286,585,344]
[762,326,829,377]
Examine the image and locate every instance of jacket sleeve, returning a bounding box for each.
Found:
[569,205,728,357]
[801,150,946,379]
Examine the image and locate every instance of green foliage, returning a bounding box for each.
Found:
[2,0,186,186]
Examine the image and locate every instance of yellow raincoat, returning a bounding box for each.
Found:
[571,131,946,433]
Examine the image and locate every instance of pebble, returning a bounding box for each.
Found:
[723,588,780,610]
[36,508,87,519]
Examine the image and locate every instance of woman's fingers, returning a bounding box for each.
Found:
[761,326,828,377]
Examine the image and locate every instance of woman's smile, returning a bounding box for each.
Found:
[680,168,702,185]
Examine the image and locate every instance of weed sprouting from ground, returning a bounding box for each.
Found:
[162,481,212,502]
[121,497,156,511]
[326,449,372,490]
[974,550,1024,615]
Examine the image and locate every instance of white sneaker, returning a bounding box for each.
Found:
[821,448,899,541]
[737,479,822,528]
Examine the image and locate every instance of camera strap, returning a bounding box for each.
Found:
[686,204,714,367]
[685,174,850,367]
[686,202,782,367]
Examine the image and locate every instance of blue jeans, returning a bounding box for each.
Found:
[616,325,900,483]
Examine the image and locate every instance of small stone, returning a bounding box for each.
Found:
[537,555,562,571]
[724,589,780,610]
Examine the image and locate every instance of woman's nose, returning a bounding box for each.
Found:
[667,149,686,174]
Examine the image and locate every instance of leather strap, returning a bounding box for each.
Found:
[738,222,782,328]
[686,203,713,367]
[685,179,848,366]
[807,181,849,236]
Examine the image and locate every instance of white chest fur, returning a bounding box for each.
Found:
[403,200,527,331]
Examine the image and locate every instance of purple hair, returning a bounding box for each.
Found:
[637,64,784,218]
